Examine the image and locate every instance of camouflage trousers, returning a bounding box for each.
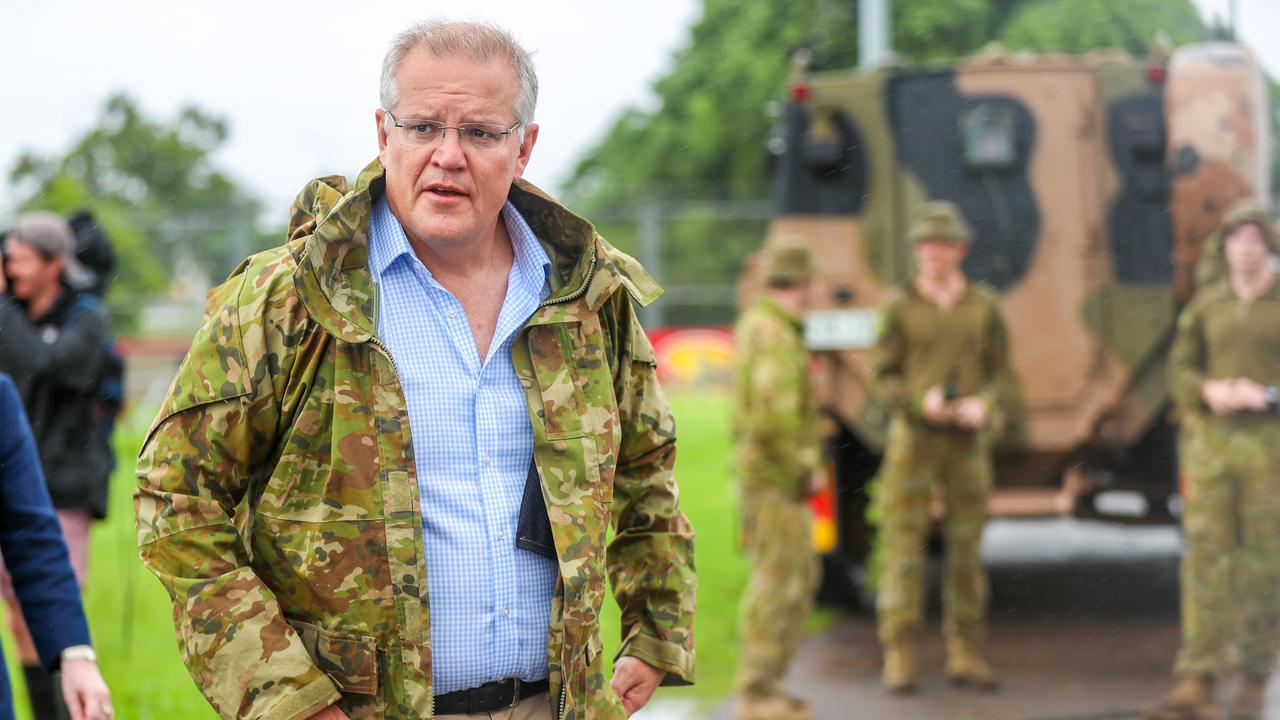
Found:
[874,419,992,647]
[736,486,819,696]
[1175,418,1280,678]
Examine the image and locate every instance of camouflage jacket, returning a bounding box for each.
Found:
[1170,280,1280,420]
[732,298,820,496]
[872,284,1016,429]
[135,158,696,720]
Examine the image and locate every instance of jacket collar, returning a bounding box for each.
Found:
[291,157,661,342]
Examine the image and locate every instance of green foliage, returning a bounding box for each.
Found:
[566,0,857,213]
[9,94,276,330]
[999,0,1209,55]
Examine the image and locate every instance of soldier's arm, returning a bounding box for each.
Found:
[605,298,696,687]
[870,297,917,417]
[738,319,821,477]
[134,272,340,720]
[977,301,1018,412]
[1169,299,1209,416]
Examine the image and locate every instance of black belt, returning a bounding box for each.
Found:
[433,677,550,715]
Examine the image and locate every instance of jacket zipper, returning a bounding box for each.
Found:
[539,245,598,309]
[542,239,596,717]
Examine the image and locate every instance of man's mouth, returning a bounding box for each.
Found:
[426,184,466,197]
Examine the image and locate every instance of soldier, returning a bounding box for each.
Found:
[871,201,1015,694]
[732,241,822,720]
[1143,200,1280,720]
[135,19,694,720]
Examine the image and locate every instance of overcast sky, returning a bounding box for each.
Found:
[1,0,1275,224]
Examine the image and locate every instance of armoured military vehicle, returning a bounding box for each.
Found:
[741,42,1273,600]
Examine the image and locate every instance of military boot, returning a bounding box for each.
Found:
[736,691,812,720]
[1229,674,1267,720]
[882,641,918,694]
[1140,675,1217,720]
[945,641,999,691]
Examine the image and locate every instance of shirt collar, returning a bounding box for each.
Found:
[368,196,551,296]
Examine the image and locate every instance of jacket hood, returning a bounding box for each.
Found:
[288,157,662,342]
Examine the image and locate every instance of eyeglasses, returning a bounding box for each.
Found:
[384,110,521,151]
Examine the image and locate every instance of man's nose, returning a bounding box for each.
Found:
[431,129,467,169]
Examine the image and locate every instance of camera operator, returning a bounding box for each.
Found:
[0,212,111,719]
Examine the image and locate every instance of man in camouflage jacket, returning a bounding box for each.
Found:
[732,241,821,720]
[1143,200,1280,720]
[135,20,694,720]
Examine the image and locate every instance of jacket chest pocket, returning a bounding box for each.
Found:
[526,320,617,508]
[528,324,589,440]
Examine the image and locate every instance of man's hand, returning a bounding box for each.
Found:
[612,657,666,717]
[921,385,952,425]
[1203,377,1274,415]
[952,396,990,431]
[1231,378,1271,412]
[1201,379,1236,415]
[306,705,350,720]
[60,659,112,720]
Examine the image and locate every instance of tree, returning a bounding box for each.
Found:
[999,0,1208,56]
[9,94,276,330]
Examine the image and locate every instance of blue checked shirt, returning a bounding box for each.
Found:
[368,196,559,694]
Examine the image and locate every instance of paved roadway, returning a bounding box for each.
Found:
[691,518,1280,720]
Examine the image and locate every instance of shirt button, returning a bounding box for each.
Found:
[501,608,510,617]
[447,308,457,318]
[497,530,507,540]
[481,454,493,465]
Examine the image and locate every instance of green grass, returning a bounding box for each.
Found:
[4,391,784,717]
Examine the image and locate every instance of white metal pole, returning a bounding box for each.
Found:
[859,0,892,69]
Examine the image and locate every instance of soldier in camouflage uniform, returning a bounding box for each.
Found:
[1143,201,1280,720]
[732,241,821,720]
[871,201,1015,694]
[135,20,694,720]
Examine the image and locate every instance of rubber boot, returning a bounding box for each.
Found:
[882,641,918,694]
[1140,675,1217,720]
[1229,674,1267,720]
[21,664,57,720]
[945,640,999,691]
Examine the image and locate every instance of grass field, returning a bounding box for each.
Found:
[3,391,776,718]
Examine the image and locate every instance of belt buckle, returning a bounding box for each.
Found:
[509,677,522,708]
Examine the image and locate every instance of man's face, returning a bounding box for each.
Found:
[3,240,61,301]
[376,48,538,251]
[1224,222,1270,275]
[914,238,967,278]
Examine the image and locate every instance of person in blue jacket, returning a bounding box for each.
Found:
[0,372,112,720]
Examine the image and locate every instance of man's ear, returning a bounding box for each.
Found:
[513,123,539,179]
[376,109,391,159]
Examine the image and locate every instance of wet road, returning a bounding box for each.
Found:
[699,518,1280,720]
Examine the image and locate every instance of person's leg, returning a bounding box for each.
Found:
[737,492,817,705]
[1143,421,1231,720]
[1173,423,1235,679]
[1230,425,1280,719]
[875,423,936,692]
[940,434,995,689]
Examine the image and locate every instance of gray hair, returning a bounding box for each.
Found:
[379,20,538,128]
